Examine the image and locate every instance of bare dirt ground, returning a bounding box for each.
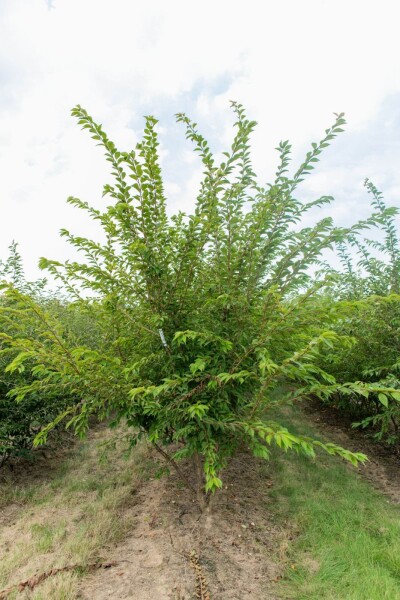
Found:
[78,451,284,600]
[0,435,286,600]
[3,405,400,599]
[303,400,400,504]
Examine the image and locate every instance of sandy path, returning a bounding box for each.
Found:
[78,452,283,600]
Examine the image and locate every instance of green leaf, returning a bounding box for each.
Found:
[378,393,388,407]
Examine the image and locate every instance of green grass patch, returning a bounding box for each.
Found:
[268,406,400,600]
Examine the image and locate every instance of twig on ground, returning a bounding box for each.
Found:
[186,550,211,600]
[0,561,119,599]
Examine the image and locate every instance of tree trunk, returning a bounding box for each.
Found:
[194,452,208,512]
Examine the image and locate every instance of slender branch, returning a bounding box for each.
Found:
[152,441,198,498]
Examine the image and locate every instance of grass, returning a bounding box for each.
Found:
[268,405,400,600]
[0,426,150,599]
[2,409,400,599]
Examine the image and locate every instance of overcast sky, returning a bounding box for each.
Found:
[1,0,400,280]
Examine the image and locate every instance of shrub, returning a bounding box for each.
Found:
[0,244,99,465]
[317,183,400,442]
[3,104,390,503]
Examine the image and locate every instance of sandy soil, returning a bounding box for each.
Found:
[4,404,400,599]
[78,451,284,600]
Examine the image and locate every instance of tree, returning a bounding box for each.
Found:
[3,104,394,506]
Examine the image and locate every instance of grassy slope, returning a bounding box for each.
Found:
[0,427,149,599]
[268,406,400,600]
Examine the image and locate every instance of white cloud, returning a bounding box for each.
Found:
[0,0,400,279]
